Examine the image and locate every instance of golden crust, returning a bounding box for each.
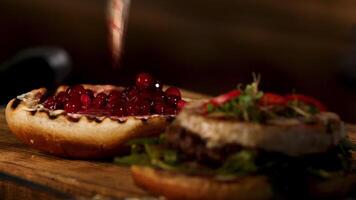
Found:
[131,166,356,199]
[309,173,356,199]
[5,87,171,158]
[131,165,273,200]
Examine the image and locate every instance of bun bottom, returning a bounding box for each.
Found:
[131,166,356,200]
[309,173,356,199]
[130,165,273,200]
[6,99,170,159]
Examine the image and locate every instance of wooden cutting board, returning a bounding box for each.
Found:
[0,90,209,200]
[0,102,355,199]
[0,108,148,200]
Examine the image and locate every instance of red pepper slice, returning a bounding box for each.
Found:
[209,90,241,106]
[260,93,287,106]
[285,94,327,112]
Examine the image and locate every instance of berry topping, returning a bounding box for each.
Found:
[55,91,68,107]
[166,95,180,107]
[43,97,56,110]
[165,107,177,115]
[177,99,187,110]
[65,97,82,113]
[152,91,166,102]
[154,102,166,114]
[67,85,85,96]
[114,103,126,117]
[80,94,92,107]
[126,103,140,116]
[92,93,108,108]
[136,73,154,89]
[139,101,151,115]
[165,87,181,97]
[42,74,184,117]
[85,89,94,99]
[108,90,121,103]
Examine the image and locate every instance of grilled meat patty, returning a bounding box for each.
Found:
[165,120,350,172]
[172,100,345,156]
[165,121,243,164]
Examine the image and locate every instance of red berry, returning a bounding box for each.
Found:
[166,95,180,107]
[55,91,68,108]
[165,87,181,97]
[85,89,94,99]
[66,85,85,97]
[136,73,154,89]
[177,99,187,110]
[80,94,92,107]
[139,101,151,115]
[64,98,82,113]
[106,101,116,110]
[127,103,140,116]
[128,89,139,102]
[43,97,57,110]
[122,86,138,102]
[154,103,166,114]
[114,103,126,117]
[92,92,108,108]
[153,91,166,102]
[106,101,121,115]
[108,90,121,103]
[139,91,152,101]
[165,107,177,115]
[107,98,124,111]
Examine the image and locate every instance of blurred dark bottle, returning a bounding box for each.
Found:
[0,48,71,104]
[0,0,130,83]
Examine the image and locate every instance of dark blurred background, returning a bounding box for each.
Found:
[1,0,356,122]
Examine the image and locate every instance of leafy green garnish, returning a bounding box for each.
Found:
[114,153,151,166]
[208,78,264,122]
[127,137,161,146]
[217,150,257,175]
[306,168,332,179]
[207,76,328,123]
[207,103,215,113]
[163,149,179,164]
[115,134,355,178]
[340,137,356,151]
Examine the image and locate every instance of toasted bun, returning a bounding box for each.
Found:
[309,173,356,199]
[131,166,356,199]
[131,165,273,200]
[177,101,346,156]
[5,86,172,158]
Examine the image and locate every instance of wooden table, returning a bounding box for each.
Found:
[0,104,355,199]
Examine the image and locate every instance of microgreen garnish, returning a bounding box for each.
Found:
[207,76,264,122]
[206,77,325,122]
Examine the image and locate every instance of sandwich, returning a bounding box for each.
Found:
[115,79,356,199]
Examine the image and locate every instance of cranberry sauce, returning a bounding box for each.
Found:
[42,73,186,117]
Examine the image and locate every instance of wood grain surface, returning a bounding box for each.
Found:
[0,108,151,200]
[0,105,355,199]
